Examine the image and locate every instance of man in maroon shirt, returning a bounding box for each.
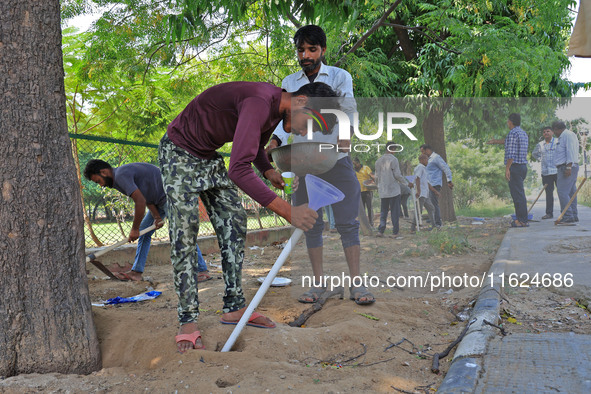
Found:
[159,81,338,353]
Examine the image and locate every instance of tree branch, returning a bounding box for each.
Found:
[334,0,403,67]
[382,23,463,55]
[285,9,301,29]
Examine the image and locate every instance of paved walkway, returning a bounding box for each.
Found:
[438,199,591,393]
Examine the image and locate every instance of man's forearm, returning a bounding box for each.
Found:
[132,202,146,231]
[506,158,514,172]
[266,196,292,222]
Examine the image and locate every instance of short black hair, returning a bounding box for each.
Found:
[293,25,327,48]
[353,157,361,163]
[420,144,432,151]
[83,159,112,180]
[508,113,521,126]
[385,141,400,151]
[291,82,339,135]
[542,126,552,132]
[551,120,566,131]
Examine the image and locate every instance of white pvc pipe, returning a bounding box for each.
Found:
[221,228,304,352]
[85,224,157,263]
[412,192,420,232]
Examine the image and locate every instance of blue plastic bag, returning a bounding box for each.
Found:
[105,290,162,305]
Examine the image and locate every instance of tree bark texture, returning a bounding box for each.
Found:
[422,104,457,223]
[0,1,101,377]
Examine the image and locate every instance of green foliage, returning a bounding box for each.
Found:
[427,228,470,255]
[446,141,509,208]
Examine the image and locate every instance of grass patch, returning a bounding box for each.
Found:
[456,197,514,218]
[427,228,470,255]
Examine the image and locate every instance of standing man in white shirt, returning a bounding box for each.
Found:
[410,154,436,232]
[267,25,374,305]
[374,142,412,238]
[552,120,580,223]
[532,126,557,219]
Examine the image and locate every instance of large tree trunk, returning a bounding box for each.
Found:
[422,104,456,223]
[0,0,101,377]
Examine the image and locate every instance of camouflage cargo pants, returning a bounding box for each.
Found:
[159,133,247,324]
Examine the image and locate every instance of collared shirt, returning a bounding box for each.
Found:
[532,138,557,176]
[272,63,357,160]
[355,165,373,192]
[375,154,407,198]
[413,164,430,198]
[554,129,579,167]
[426,152,453,187]
[504,126,529,165]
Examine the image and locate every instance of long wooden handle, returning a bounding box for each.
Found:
[85,224,158,263]
[555,178,587,224]
[528,184,548,214]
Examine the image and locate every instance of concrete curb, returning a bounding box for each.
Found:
[437,230,513,393]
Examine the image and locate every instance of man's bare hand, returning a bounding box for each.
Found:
[265,169,285,189]
[505,168,511,181]
[265,139,279,155]
[154,217,164,229]
[128,228,140,242]
[290,204,318,231]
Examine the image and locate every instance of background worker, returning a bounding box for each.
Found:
[410,154,436,233]
[419,144,454,228]
[266,25,374,306]
[532,126,557,219]
[83,160,212,282]
[375,142,410,238]
[552,120,580,223]
[488,113,529,227]
[353,157,375,227]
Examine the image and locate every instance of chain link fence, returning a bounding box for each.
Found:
[71,134,289,248]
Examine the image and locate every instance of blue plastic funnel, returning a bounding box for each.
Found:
[305,174,345,211]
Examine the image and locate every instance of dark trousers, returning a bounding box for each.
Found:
[360,191,373,226]
[294,157,361,249]
[429,185,442,227]
[378,194,401,235]
[400,193,410,218]
[541,174,557,216]
[509,163,528,223]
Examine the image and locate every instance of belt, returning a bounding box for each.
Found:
[557,163,578,168]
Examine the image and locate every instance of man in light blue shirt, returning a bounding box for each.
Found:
[266,25,373,306]
[532,126,557,219]
[419,144,454,228]
[552,120,580,223]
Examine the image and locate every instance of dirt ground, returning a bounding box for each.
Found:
[2,216,589,393]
